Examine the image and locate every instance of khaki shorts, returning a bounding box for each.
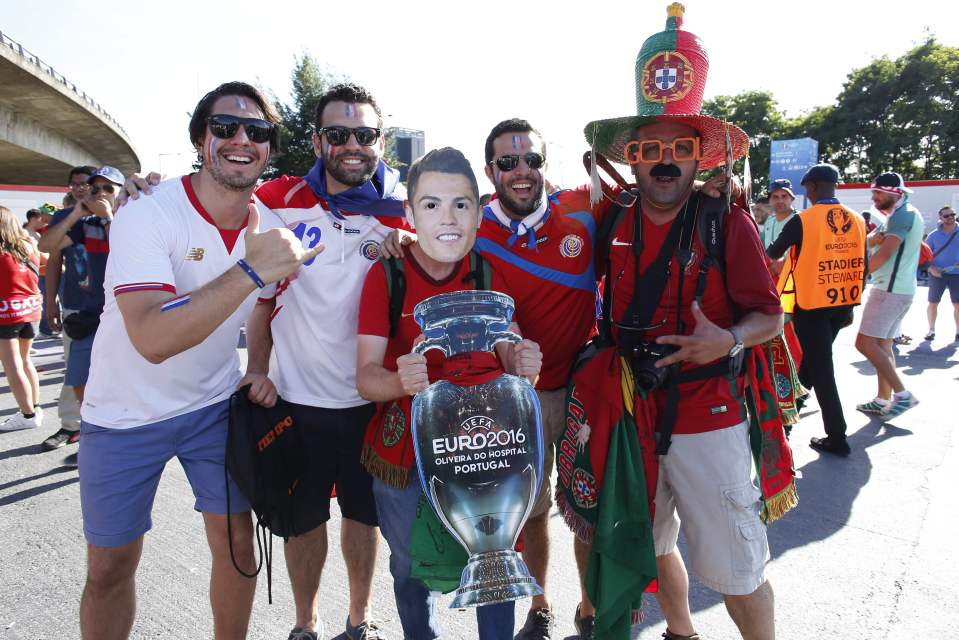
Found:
[653,421,769,595]
[530,387,567,517]
[859,286,913,340]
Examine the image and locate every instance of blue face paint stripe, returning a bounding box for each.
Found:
[474,237,595,291]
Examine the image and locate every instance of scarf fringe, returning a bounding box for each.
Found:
[360,443,410,489]
[555,486,595,544]
[762,480,799,524]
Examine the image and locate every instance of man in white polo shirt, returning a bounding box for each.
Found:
[78,81,320,640]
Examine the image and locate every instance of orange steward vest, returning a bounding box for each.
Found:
[777,202,866,311]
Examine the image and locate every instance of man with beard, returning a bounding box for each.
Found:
[571,6,786,638]
[244,83,405,640]
[475,118,599,640]
[853,172,923,421]
[76,82,318,640]
[761,180,798,250]
[122,83,404,639]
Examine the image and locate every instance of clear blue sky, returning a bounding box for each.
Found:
[3,0,956,187]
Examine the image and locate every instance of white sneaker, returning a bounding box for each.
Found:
[0,412,42,432]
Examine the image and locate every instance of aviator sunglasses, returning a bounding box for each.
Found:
[319,126,382,147]
[491,152,545,172]
[206,114,275,144]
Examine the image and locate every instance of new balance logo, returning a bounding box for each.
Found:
[611,237,631,246]
[185,248,205,261]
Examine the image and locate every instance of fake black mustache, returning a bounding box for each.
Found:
[650,164,682,178]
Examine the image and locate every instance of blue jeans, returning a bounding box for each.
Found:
[372,478,515,640]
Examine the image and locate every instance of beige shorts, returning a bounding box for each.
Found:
[859,286,913,340]
[652,421,769,595]
[530,387,567,517]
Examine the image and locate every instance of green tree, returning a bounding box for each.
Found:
[702,90,787,196]
[266,53,403,179]
[791,37,959,182]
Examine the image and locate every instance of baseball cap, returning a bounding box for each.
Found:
[38,203,58,214]
[870,171,913,195]
[769,178,795,198]
[800,163,840,186]
[87,166,125,186]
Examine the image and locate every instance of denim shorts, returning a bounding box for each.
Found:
[79,399,250,548]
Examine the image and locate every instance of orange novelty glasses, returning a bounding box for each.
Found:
[623,137,703,165]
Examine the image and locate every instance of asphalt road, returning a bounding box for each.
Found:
[1,286,956,639]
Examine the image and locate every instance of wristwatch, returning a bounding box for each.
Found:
[727,327,744,358]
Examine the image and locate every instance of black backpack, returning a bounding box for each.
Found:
[225,386,310,602]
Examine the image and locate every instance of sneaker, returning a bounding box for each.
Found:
[345,617,386,640]
[809,436,851,457]
[63,452,79,468]
[924,330,935,341]
[41,428,80,451]
[881,392,919,421]
[518,607,555,640]
[573,604,594,640]
[856,398,890,415]
[893,334,912,346]
[286,627,319,640]
[0,412,42,432]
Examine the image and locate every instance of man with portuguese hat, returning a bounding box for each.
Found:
[556,4,794,639]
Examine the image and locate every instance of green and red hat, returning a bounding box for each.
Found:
[584,3,749,170]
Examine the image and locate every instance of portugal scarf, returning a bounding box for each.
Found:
[557,344,798,639]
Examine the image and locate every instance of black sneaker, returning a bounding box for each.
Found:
[286,628,318,640]
[809,436,851,457]
[345,617,386,640]
[573,604,594,640]
[518,607,555,640]
[40,428,80,451]
[663,630,701,639]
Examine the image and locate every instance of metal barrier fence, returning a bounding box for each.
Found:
[0,29,129,135]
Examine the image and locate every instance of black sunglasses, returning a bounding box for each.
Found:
[491,152,545,172]
[206,114,275,144]
[90,184,116,195]
[319,126,381,147]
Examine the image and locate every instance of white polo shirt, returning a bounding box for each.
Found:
[81,175,282,429]
[254,175,406,408]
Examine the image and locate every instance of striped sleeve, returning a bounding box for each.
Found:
[108,198,176,297]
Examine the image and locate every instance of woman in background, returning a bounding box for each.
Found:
[0,205,43,432]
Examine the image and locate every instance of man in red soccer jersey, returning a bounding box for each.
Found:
[357,147,542,640]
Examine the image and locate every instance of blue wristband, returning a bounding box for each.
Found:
[236,259,266,288]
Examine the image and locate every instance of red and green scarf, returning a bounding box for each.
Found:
[556,344,798,639]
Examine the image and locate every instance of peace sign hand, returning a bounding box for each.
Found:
[653,301,735,368]
[242,203,324,284]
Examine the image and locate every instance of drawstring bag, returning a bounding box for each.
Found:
[225,385,310,602]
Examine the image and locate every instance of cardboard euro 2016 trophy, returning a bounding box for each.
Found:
[410,289,544,608]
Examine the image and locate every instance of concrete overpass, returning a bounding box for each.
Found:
[0,30,140,186]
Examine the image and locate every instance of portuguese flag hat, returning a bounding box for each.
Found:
[584,3,749,170]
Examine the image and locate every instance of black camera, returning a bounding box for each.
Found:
[616,327,678,392]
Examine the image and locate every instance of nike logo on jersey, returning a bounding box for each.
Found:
[401,312,414,318]
[611,238,631,247]
[185,248,205,261]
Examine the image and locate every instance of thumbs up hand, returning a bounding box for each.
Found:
[242,204,324,285]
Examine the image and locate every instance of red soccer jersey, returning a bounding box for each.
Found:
[358,252,513,380]
[0,251,41,324]
[475,187,600,390]
[607,203,782,434]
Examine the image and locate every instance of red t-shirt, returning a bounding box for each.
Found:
[476,186,599,390]
[358,252,513,381]
[607,203,782,434]
[0,251,41,324]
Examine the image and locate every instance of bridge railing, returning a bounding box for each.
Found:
[0,29,129,136]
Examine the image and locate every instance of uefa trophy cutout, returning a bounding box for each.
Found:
[410,290,545,607]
